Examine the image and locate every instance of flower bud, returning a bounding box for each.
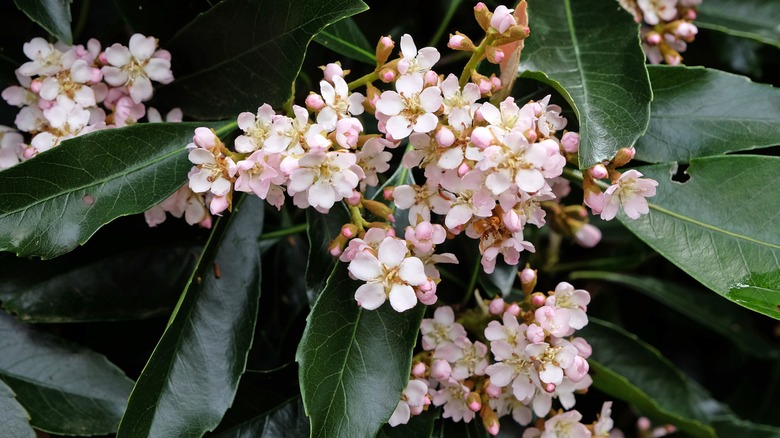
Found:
[544,382,556,393]
[474,2,491,31]
[481,407,500,436]
[383,186,395,201]
[375,36,395,67]
[486,46,505,64]
[485,382,502,398]
[521,267,537,295]
[321,62,344,83]
[362,199,394,221]
[411,362,426,377]
[571,337,593,358]
[209,195,229,215]
[466,392,482,412]
[416,281,438,305]
[470,126,494,149]
[435,126,455,147]
[530,292,546,308]
[346,190,362,206]
[565,355,590,383]
[430,359,452,380]
[645,31,662,45]
[490,5,517,34]
[507,303,521,317]
[448,32,475,51]
[341,223,358,239]
[379,68,396,83]
[305,93,325,112]
[573,223,602,248]
[589,164,608,180]
[561,131,580,153]
[488,297,505,315]
[612,146,636,167]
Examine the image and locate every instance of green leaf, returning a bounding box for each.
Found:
[478,261,518,298]
[159,0,369,119]
[618,156,780,320]
[0,121,229,259]
[296,263,425,438]
[0,380,35,438]
[636,66,780,163]
[0,244,198,322]
[581,318,716,437]
[696,0,780,48]
[305,203,351,305]
[712,415,780,438]
[212,398,310,438]
[12,0,72,44]
[570,271,779,357]
[313,17,375,65]
[519,0,652,169]
[111,0,213,42]
[377,408,438,438]
[117,195,264,438]
[0,313,134,435]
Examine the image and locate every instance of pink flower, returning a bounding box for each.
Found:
[187,128,236,197]
[101,34,173,103]
[600,169,658,220]
[397,34,440,76]
[375,73,442,140]
[419,306,467,350]
[490,5,517,34]
[388,379,430,426]
[285,149,363,211]
[405,221,447,254]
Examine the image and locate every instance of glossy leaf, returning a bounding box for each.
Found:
[0,244,199,322]
[159,0,369,119]
[12,0,72,44]
[305,203,350,305]
[712,415,780,438]
[117,195,264,438]
[313,17,375,65]
[581,318,715,437]
[478,260,518,298]
[696,0,780,48]
[618,156,780,320]
[213,398,309,438]
[297,263,426,438]
[519,0,652,169]
[0,312,134,435]
[0,121,229,259]
[636,66,780,163]
[0,380,35,438]
[111,0,213,42]
[570,271,779,357]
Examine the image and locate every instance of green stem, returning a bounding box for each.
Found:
[428,0,463,48]
[459,37,490,88]
[462,256,482,306]
[259,223,308,240]
[349,205,372,230]
[348,71,380,91]
[215,120,238,137]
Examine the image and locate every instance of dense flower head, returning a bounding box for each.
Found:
[619,0,700,64]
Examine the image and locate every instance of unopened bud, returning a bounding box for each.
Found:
[637,417,652,431]
[411,362,426,377]
[589,164,608,179]
[507,303,521,317]
[485,382,502,398]
[379,68,396,83]
[376,36,395,67]
[457,162,471,177]
[305,93,325,111]
[466,392,482,412]
[435,126,455,147]
[481,407,500,436]
[383,186,395,201]
[362,199,394,221]
[521,267,537,295]
[448,32,475,51]
[424,70,438,86]
[573,223,602,248]
[561,131,580,153]
[488,297,505,315]
[486,46,505,64]
[530,292,546,308]
[613,147,636,167]
[346,190,362,206]
[470,126,494,149]
[571,337,593,358]
[525,129,537,142]
[430,359,452,380]
[321,62,345,83]
[341,223,358,239]
[645,32,662,45]
[474,2,491,31]
[565,355,590,383]
[686,9,697,20]
[544,382,556,393]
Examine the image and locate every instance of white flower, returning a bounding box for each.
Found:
[375,73,442,140]
[285,149,363,211]
[101,34,173,103]
[441,74,480,132]
[315,75,364,131]
[388,379,429,426]
[348,236,428,312]
[600,169,658,220]
[419,306,468,350]
[187,128,236,197]
[397,34,440,76]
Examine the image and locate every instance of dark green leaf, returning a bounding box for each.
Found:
[0,379,35,438]
[0,121,229,259]
[478,260,517,298]
[296,263,425,438]
[618,156,780,319]
[570,271,779,357]
[636,66,780,163]
[519,0,652,169]
[13,0,72,44]
[377,408,438,438]
[696,0,780,48]
[211,364,300,434]
[0,312,134,435]
[212,398,309,438]
[313,17,375,65]
[712,415,780,438]
[111,0,214,42]
[581,318,716,437]
[305,203,350,305]
[117,195,264,438]
[0,244,199,322]
[159,0,369,119]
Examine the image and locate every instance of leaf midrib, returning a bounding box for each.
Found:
[0,370,128,404]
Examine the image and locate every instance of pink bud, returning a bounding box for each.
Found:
[341,226,355,239]
[525,129,537,142]
[530,294,546,308]
[22,147,36,159]
[383,187,394,200]
[322,63,344,83]
[492,48,505,63]
[98,52,108,64]
[329,246,343,257]
[544,382,556,393]
[589,164,608,179]
[305,93,325,111]
[488,297,505,315]
[435,127,455,147]
[194,127,217,149]
[424,70,438,86]
[411,362,426,377]
[380,70,396,82]
[416,282,438,305]
[199,215,213,229]
[521,268,536,285]
[478,78,492,95]
[466,392,482,412]
[457,162,471,177]
[584,190,605,215]
[561,132,580,153]
[646,32,662,45]
[430,359,452,380]
[470,126,494,149]
[565,355,590,383]
[507,303,521,317]
[475,2,487,11]
[89,67,103,83]
[623,146,636,160]
[379,36,393,49]
[526,323,545,343]
[571,337,593,358]
[574,223,602,248]
[486,422,499,436]
[346,190,362,206]
[637,417,652,431]
[387,213,396,223]
[485,383,502,398]
[490,76,501,89]
[386,228,396,237]
[686,9,697,20]
[30,80,42,93]
[209,196,229,215]
[448,34,465,49]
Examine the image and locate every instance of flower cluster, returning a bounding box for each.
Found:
[1,34,176,169]
[387,269,615,437]
[582,149,659,221]
[619,0,701,64]
[184,2,656,313]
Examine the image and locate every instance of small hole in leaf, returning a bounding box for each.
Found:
[671,163,690,183]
